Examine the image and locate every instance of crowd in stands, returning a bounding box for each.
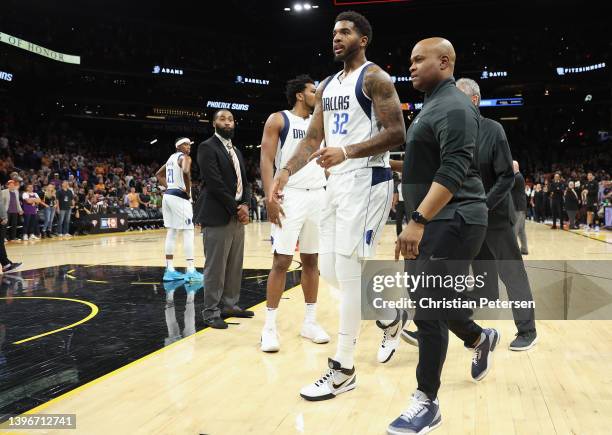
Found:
[0,130,167,240]
[524,166,611,230]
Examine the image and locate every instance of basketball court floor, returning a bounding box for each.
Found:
[1,221,611,434]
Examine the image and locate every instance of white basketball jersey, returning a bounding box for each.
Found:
[322,61,389,174]
[275,110,326,189]
[165,152,187,191]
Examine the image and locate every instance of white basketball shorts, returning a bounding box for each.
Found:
[271,187,323,256]
[319,167,393,259]
[162,193,194,230]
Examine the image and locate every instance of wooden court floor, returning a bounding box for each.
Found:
[2,221,612,435]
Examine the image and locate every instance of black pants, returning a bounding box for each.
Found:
[409,213,485,400]
[551,199,562,228]
[471,225,536,334]
[0,224,11,266]
[534,205,544,223]
[23,214,38,236]
[395,201,405,236]
[7,213,19,240]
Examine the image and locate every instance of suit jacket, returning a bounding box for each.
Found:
[476,116,516,229]
[194,135,251,227]
[511,173,527,212]
[1,189,23,220]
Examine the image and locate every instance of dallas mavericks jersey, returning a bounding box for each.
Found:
[275,110,326,189]
[165,152,187,191]
[322,61,389,174]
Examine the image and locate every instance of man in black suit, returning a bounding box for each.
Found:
[456,78,537,350]
[511,161,529,253]
[195,109,253,329]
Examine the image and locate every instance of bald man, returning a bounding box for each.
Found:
[389,38,498,435]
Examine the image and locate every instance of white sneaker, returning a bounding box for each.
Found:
[376,310,410,363]
[300,322,330,344]
[23,235,29,241]
[300,358,356,401]
[65,234,73,238]
[30,234,39,240]
[260,327,280,352]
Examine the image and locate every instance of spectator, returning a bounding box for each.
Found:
[149,188,162,209]
[525,183,534,220]
[550,173,565,229]
[127,187,140,209]
[139,186,151,209]
[533,183,545,223]
[41,184,57,238]
[56,180,75,238]
[565,181,580,229]
[2,180,23,242]
[0,183,22,273]
[22,184,44,241]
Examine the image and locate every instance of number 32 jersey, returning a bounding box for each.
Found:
[321,61,389,174]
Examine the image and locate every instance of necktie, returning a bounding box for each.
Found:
[226,142,243,200]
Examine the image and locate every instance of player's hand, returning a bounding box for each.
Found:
[395,220,425,261]
[309,147,346,169]
[271,170,289,204]
[266,198,285,228]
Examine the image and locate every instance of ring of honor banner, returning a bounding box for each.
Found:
[85,213,128,234]
[0,32,81,64]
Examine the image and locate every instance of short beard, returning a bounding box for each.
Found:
[333,44,359,63]
[215,126,234,140]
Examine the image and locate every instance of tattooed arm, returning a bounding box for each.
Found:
[310,65,406,169]
[346,65,406,158]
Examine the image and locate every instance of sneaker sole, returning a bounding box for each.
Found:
[300,334,330,344]
[473,330,500,382]
[400,330,419,346]
[387,417,442,435]
[509,335,538,351]
[300,376,356,401]
[261,346,280,353]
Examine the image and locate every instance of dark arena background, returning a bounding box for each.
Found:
[0,1,611,434]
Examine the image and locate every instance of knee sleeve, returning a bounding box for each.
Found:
[165,229,178,256]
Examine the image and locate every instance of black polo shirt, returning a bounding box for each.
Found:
[402,77,487,225]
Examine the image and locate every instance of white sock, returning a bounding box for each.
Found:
[187,259,195,272]
[304,303,317,324]
[333,251,362,369]
[265,308,277,329]
[166,259,174,271]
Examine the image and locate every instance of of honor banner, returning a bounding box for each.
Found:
[0,32,81,64]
